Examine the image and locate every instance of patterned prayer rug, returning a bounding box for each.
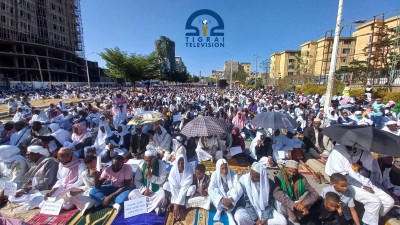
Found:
[0,202,39,223]
[66,206,117,225]
[28,209,78,225]
[165,208,229,225]
[112,211,166,225]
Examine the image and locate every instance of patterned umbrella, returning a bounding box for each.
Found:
[251,111,298,129]
[181,116,226,137]
[128,111,165,125]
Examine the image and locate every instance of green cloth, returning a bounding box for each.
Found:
[142,160,160,192]
[279,171,305,201]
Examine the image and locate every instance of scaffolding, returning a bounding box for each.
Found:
[74,0,85,57]
[389,11,400,86]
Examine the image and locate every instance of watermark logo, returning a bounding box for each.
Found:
[185,9,224,48]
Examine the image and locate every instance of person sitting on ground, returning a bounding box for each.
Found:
[229,127,246,159]
[249,129,273,164]
[273,160,319,224]
[9,121,30,147]
[102,124,130,162]
[43,147,85,210]
[125,125,149,159]
[208,159,238,224]
[84,123,112,157]
[320,173,360,225]
[186,164,211,210]
[128,148,168,215]
[196,135,219,163]
[233,162,287,225]
[29,121,50,139]
[66,155,98,215]
[302,118,329,158]
[301,192,346,225]
[14,145,58,198]
[167,136,186,163]
[370,155,400,202]
[325,144,395,225]
[381,120,400,136]
[65,123,92,157]
[90,155,133,212]
[338,111,356,125]
[0,121,15,145]
[0,145,29,194]
[163,155,193,221]
[152,124,172,160]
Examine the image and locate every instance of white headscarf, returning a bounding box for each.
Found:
[94,124,112,147]
[249,130,266,160]
[27,145,50,157]
[50,123,71,145]
[212,159,236,195]
[168,155,193,189]
[244,162,270,218]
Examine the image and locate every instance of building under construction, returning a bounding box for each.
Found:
[0,0,102,87]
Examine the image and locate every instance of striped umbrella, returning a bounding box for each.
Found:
[181,116,226,137]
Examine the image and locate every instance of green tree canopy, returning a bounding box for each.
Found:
[99,47,160,85]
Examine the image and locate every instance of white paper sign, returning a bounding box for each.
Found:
[278,151,286,159]
[4,182,17,196]
[173,114,182,122]
[40,200,63,215]
[229,146,243,156]
[124,197,147,218]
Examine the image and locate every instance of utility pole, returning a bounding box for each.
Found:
[255,54,259,88]
[324,0,343,110]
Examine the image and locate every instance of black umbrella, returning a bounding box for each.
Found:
[181,116,226,137]
[251,111,298,130]
[322,125,400,156]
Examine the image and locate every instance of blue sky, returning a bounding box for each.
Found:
[81,0,399,77]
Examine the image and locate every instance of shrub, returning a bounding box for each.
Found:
[350,88,365,98]
[382,91,400,103]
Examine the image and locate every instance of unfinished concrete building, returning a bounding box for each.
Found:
[0,0,86,86]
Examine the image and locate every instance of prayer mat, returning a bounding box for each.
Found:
[0,202,39,222]
[112,211,165,225]
[298,165,312,175]
[165,208,229,225]
[66,206,117,225]
[28,209,78,225]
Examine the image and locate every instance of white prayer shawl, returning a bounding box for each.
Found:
[325,144,373,187]
[12,112,24,122]
[10,127,30,146]
[93,124,112,149]
[153,126,171,151]
[168,155,193,205]
[29,113,49,125]
[249,131,263,160]
[0,145,27,183]
[243,166,270,218]
[171,140,187,159]
[208,159,238,206]
[49,123,71,145]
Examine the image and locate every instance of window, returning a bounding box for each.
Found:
[10,19,13,26]
[289,52,296,56]
[288,72,294,76]
[1,16,5,23]
[28,24,30,31]
[340,57,346,63]
[20,10,24,16]
[27,13,31,20]
[10,7,14,14]
[289,59,295,63]
[27,2,30,9]
[342,48,350,54]
[343,40,352,45]
[1,3,5,10]
[53,24,57,30]
[288,65,295,70]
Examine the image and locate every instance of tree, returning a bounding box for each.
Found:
[232,71,248,83]
[99,47,161,88]
[336,60,368,82]
[169,71,190,83]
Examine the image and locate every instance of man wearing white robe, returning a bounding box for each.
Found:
[381,120,400,136]
[195,135,219,162]
[163,155,193,221]
[152,125,171,160]
[208,159,238,224]
[325,144,394,225]
[129,149,167,215]
[233,162,287,225]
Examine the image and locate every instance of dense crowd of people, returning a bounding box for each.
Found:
[0,84,399,225]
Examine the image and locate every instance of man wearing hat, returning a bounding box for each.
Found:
[273,160,319,224]
[381,120,399,136]
[302,117,328,158]
[233,162,287,225]
[129,146,168,215]
[13,145,58,205]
